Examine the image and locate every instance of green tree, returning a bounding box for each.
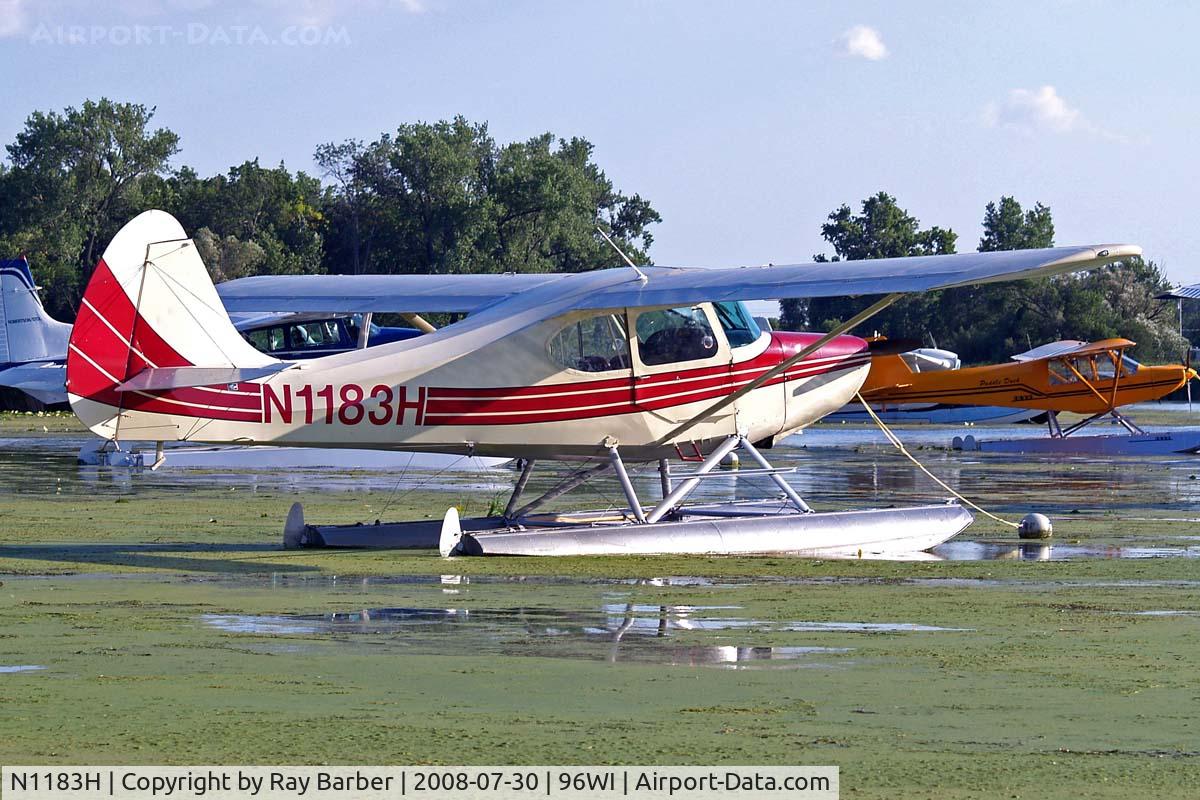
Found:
[1074,257,1185,364]
[315,139,379,275]
[979,196,1055,252]
[950,197,1180,363]
[0,99,179,317]
[319,117,660,276]
[779,192,956,335]
[934,196,1057,362]
[166,160,325,280]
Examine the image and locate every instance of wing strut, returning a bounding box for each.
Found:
[659,292,903,445]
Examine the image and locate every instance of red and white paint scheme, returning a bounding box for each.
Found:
[68,211,1139,464]
[67,212,873,459]
[66,211,1141,556]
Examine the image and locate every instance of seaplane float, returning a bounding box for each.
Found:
[66,210,1139,556]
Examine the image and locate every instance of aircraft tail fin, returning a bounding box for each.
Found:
[66,210,277,439]
[0,257,71,365]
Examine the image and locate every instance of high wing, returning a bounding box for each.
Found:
[217,273,562,313]
[1158,284,1200,300]
[1011,338,1135,362]
[569,245,1140,311]
[215,244,1139,314]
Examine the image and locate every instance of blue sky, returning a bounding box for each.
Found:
[2,0,1197,284]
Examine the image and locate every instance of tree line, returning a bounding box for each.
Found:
[781,193,1185,364]
[0,99,1184,366]
[0,100,659,322]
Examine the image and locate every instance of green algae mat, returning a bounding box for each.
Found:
[2,414,1199,797]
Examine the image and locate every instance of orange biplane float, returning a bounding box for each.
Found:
[855,339,1197,453]
[65,211,1140,554]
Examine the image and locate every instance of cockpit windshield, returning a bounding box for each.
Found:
[712,301,762,347]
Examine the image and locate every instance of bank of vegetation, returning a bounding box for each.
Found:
[0,99,1185,365]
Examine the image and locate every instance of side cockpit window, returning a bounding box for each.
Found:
[1048,360,1077,385]
[548,313,630,372]
[713,301,762,347]
[1072,356,1097,381]
[1095,353,1118,379]
[635,306,719,366]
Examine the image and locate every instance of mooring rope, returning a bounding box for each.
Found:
[371,452,468,520]
[855,393,1019,530]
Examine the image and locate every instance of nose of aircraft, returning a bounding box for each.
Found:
[770,330,870,360]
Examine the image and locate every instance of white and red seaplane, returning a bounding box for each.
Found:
[67,211,1138,557]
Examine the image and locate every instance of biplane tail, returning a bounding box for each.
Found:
[0,257,71,366]
[66,210,281,440]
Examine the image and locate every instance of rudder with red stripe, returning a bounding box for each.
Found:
[67,210,277,439]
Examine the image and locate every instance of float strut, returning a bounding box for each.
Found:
[645,435,743,524]
[502,458,537,522]
[510,460,612,521]
[608,445,646,523]
[738,438,813,513]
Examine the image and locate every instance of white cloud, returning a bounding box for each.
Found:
[0,0,28,37]
[837,25,887,61]
[983,85,1080,133]
[983,85,1127,141]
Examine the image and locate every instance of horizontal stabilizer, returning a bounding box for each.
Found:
[116,364,290,392]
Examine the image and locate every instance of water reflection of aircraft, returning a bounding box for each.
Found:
[282,604,845,666]
[67,210,1137,556]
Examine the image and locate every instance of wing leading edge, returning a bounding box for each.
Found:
[215,244,1140,314]
[217,272,564,314]
[566,244,1141,311]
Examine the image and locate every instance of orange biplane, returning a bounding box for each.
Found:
[858,338,1194,439]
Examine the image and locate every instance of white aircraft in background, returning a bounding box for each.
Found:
[66,210,1138,556]
[0,258,71,405]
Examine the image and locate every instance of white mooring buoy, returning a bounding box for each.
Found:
[1017,512,1053,540]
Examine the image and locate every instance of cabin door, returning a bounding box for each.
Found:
[628,304,733,429]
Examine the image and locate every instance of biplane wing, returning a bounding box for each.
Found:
[216,244,1142,314]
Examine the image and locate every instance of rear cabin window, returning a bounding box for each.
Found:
[635,306,719,366]
[245,326,287,353]
[548,314,630,372]
[287,320,346,350]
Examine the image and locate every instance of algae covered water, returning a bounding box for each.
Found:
[3,413,1200,797]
